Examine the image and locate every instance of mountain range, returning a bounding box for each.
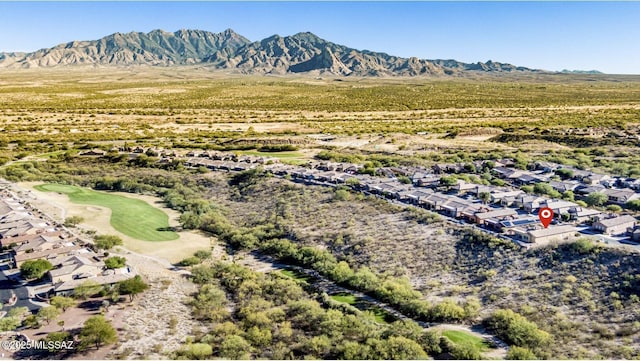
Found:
[0,29,545,76]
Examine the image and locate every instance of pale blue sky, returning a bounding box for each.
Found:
[0,2,638,74]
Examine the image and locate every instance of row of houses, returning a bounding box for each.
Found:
[434,160,640,205]
[274,162,640,243]
[0,188,135,296]
[179,153,640,244]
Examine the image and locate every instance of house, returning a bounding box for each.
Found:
[574,184,606,196]
[49,254,104,284]
[0,198,25,214]
[492,167,519,179]
[440,197,479,218]
[421,193,451,211]
[14,243,81,267]
[0,210,33,225]
[432,163,463,174]
[514,172,548,186]
[520,196,547,213]
[540,200,581,218]
[414,175,441,188]
[53,267,135,296]
[0,231,65,249]
[570,169,592,183]
[402,190,434,205]
[632,227,640,243]
[602,188,640,205]
[79,149,106,157]
[497,159,516,168]
[530,161,561,173]
[498,215,539,233]
[592,215,637,235]
[568,207,602,223]
[549,181,580,193]
[583,173,612,186]
[453,180,477,194]
[491,190,524,204]
[0,219,51,238]
[517,225,577,244]
[13,234,80,267]
[474,208,518,225]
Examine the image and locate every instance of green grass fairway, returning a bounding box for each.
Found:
[280,268,311,284]
[442,330,491,352]
[330,292,358,305]
[330,292,395,324]
[236,150,305,160]
[34,183,178,242]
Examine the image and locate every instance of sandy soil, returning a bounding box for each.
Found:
[107,251,206,360]
[17,182,212,263]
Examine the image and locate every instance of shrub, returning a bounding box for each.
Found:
[485,309,550,350]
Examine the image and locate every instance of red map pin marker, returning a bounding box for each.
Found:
[538,207,554,228]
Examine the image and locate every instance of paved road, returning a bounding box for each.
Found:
[0,279,40,313]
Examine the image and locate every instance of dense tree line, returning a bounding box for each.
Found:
[183,261,481,360]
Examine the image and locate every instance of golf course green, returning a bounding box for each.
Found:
[34,183,178,242]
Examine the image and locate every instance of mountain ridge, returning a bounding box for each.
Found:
[0,28,550,76]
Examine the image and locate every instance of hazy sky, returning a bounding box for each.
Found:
[0,1,638,74]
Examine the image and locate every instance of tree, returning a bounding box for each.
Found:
[520,185,534,194]
[192,284,229,322]
[179,211,202,230]
[94,235,123,250]
[104,256,127,269]
[533,183,554,195]
[8,306,30,318]
[51,296,76,311]
[117,275,149,301]
[349,267,381,292]
[179,256,201,267]
[74,280,103,299]
[562,190,575,201]
[371,336,428,359]
[419,330,442,355]
[37,306,60,325]
[440,176,457,188]
[20,259,53,279]
[576,200,588,207]
[79,315,117,350]
[586,192,608,207]
[507,346,538,360]
[485,309,550,349]
[63,215,84,227]
[555,168,574,180]
[627,199,640,211]
[194,249,211,260]
[0,316,21,332]
[334,189,352,201]
[219,335,252,359]
[330,261,355,284]
[478,192,492,204]
[430,299,466,322]
[177,343,213,360]
[451,341,482,360]
[42,331,73,354]
[340,340,372,359]
[606,204,622,213]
